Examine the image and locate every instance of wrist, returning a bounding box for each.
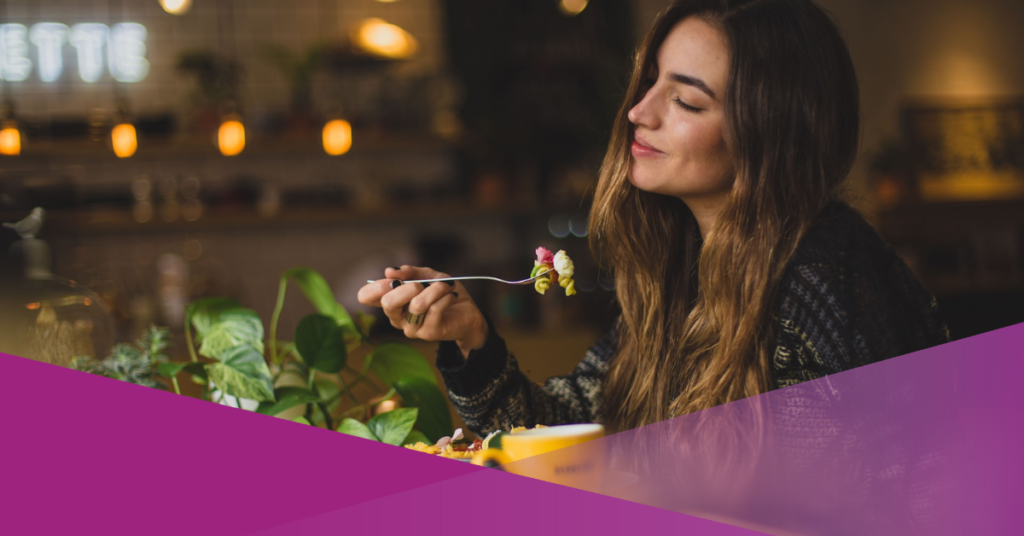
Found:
[456,315,488,357]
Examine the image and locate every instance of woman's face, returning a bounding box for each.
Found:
[628,17,734,204]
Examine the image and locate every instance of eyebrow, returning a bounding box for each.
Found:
[668,72,716,100]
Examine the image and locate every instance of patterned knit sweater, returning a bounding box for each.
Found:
[435,202,950,436]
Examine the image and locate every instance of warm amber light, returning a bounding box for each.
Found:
[0,125,21,155]
[218,118,245,156]
[354,18,418,59]
[159,0,192,15]
[322,119,353,156]
[111,123,137,158]
[559,0,588,16]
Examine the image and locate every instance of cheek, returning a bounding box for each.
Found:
[672,121,732,179]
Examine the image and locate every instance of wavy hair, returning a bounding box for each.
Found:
[590,0,859,434]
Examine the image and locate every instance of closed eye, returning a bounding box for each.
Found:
[674,97,703,113]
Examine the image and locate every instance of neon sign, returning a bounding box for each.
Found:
[0,22,149,83]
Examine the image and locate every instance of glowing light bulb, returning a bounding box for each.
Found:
[322,119,352,156]
[354,18,417,59]
[159,0,193,15]
[218,118,245,156]
[111,123,137,158]
[559,0,588,16]
[0,123,20,155]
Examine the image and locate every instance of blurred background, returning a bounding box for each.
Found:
[1,0,1022,382]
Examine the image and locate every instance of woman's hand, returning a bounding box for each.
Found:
[357,266,488,357]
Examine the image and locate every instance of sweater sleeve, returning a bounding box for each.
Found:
[435,319,617,436]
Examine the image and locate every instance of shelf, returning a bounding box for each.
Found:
[2,202,547,235]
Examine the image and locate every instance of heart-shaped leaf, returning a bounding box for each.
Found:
[199,309,264,360]
[337,418,378,441]
[366,408,419,446]
[186,297,243,338]
[206,345,274,402]
[294,314,347,373]
[369,343,437,386]
[393,376,452,442]
[256,387,320,416]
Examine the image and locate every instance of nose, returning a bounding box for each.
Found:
[627,87,659,130]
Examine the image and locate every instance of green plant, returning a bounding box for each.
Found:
[72,326,172,390]
[162,267,452,443]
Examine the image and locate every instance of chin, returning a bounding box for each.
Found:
[628,168,669,196]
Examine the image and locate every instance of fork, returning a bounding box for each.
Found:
[367,269,554,286]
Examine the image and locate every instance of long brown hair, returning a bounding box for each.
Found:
[591,0,859,433]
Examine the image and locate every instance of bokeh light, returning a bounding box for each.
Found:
[559,0,588,16]
[322,119,353,155]
[354,18,418,59]
[159,0,192,16]
[548,214,571,238]
[217,117,245,156]
[0,124,21,155]
[111,123,137,158]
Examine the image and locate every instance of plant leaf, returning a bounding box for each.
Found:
[393,376,452,443]
[287,416,311,425]
[314,378,340,402]
[206,345,275,402]
[186,297,243,339]
[183,362,208,384]
[256,387,320,416]
[401,429,431,446]
[157,362,189,378]
[366,407,419,446]
[199,309,264,359]
[369,343,437,386]
[337,418,378,441]
[294,314,347,373]
[282,267,359,339]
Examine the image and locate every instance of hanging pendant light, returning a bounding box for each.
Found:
[111,123,137,158]
[322,119,352,156]
[218,114,245,156]
[0,100,21,156]
[110,96,137,158]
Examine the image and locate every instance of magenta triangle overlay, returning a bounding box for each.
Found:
[0,353,485,535]
[251,465,769,535]
[470,321,1024,535]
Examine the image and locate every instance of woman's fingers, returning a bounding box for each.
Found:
[357,279,397,308]
[406,292,459,340]
[380,282,422,328]
[407,279,457,316]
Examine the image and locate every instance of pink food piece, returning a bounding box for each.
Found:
[535,247,554,265]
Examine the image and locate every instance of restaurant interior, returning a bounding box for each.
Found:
[1,0,1021,424]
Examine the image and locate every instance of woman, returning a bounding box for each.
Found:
[357,0,948,437]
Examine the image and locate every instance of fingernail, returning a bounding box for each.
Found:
[391,266,401,270]
[390,280,403,289]
[446,280,455,287]
[452,292,459,298]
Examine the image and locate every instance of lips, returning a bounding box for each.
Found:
[631,134,664,158]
